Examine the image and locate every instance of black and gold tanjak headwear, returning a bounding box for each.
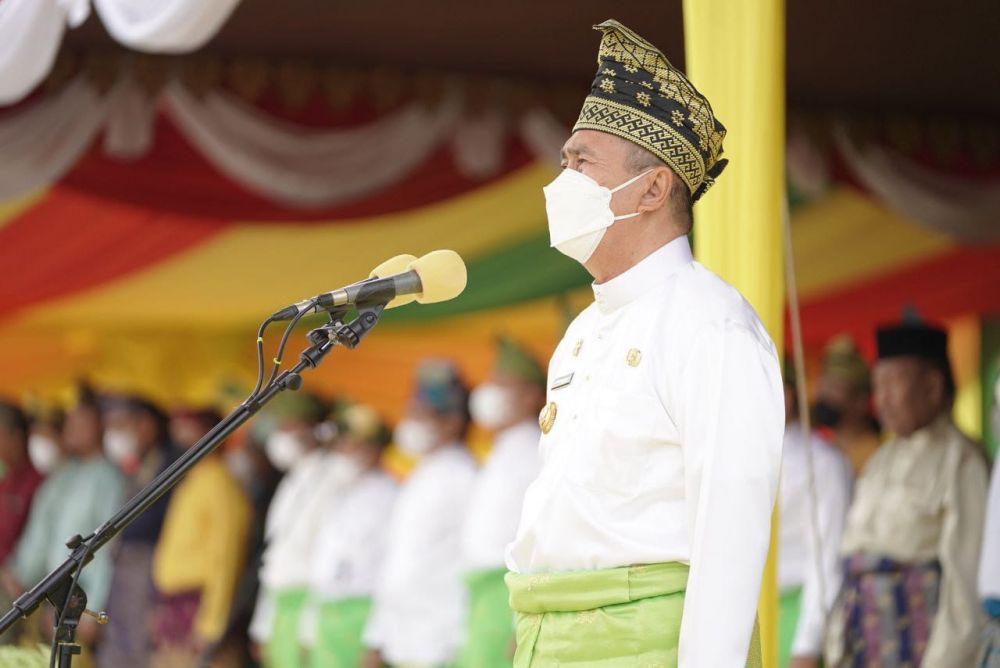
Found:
[574,20,728,202]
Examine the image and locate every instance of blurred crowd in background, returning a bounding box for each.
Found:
[0,323,998,668]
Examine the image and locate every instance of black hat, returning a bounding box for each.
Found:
[876,319,954,395]
[876,323,948,363]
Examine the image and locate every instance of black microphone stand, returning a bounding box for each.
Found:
[0,303,385,667]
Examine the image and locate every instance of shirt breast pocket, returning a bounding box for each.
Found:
[568,385,661,497]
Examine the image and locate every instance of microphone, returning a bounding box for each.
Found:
[272,250,467,320]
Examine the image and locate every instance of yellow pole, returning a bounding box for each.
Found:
[682,2,785,666]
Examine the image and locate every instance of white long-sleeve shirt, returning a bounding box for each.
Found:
[299,469,397,647]
[506,237,784,667]
[249,451,355,642]
[364,445,477,665]
[778,423,852,656]
[461,420,539,571]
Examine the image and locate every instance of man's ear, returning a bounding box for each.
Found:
[636,167,673,214]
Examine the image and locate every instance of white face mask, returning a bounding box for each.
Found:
[469,383,517,430]
[103,427,139,467]
[265,431,309,472]
[544,168,652,264]
[28,434,61,474]
[393,419,438,458]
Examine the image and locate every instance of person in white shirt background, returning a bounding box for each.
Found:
[299,402,397,668]
[456,336,544,667]
[503,19,784,668]
[978,373,1000,667]
[249,392,338,667]
[363,360,478,668]
[777,360,852,668]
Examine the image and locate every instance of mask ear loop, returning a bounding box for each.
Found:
[609,168,654,221]
[609,168,654,193]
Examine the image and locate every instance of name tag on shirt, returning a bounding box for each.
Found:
[550,373,574,390]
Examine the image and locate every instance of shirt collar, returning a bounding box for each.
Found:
[592,236,693,314]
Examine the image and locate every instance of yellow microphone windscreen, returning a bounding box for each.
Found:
[370,254,418,309]
[409,250,467,304]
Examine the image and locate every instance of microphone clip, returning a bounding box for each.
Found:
[306,302,385,352]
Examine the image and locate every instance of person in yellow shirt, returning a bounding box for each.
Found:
[150,407,253,668]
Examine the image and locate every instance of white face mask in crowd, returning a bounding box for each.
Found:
[544,168,652,264]
[265,430,309,472]
[393,419,438,458]
[469,383,517,430]
[103,427,139,467]
[28,434,61,474]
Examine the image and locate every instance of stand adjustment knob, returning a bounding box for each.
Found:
[83,609,109,625]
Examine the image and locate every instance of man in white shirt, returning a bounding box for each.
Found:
[300,403,397,668]
[249,392,340,667]
[977,375,1000,666]
[778,363,852,668]
[457,337,544,667]
[363,360,478,668]
[504,19,784,668]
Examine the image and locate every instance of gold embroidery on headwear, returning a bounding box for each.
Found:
[539,402,557,434]
[575,96,705,194]
[599,78,615,94]
[593,21,725,167]
[636,91,651,108]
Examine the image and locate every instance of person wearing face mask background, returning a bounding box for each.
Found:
[777,362,852,668]
[1,386,124,657]
[811,335,882,476]
[455,337,544,668]
[0,400,43,646]
[825,318,988,667]
[250,392,342,667]
[26,406,63,476]
[504,20,784,667]
[363,360,478,668]
[99,394,180,668]
[149,407,252,667]
[299,402,396,668]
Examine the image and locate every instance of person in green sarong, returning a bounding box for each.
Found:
[503,18,784,667]
[300,403,397,668]
[777,360,851,667]
[248,393,341,668]
[456,337,545,667]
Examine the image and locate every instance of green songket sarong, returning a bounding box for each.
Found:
[308,597,372,668]
[506,563,762,668]
[266,587,309,668]
[455,568,515,668]
[777,587,802,668]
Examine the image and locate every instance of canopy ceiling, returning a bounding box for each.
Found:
[61,0,1000,116]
